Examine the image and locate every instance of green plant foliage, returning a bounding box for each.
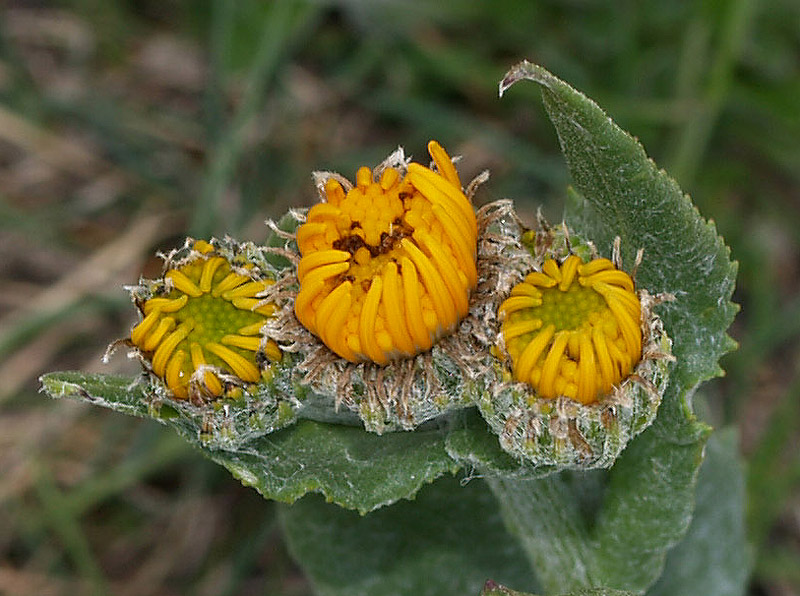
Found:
[41,372,459,514]
[500,61,738,431]
[41,372,151,419]
[472,61,740,595]
[280,476,539,596]
[444,409,555,479]
[591,415,707,590]
[204,420,460,513]
[40,366,300,452]
[483,387,708,594]
[647,428,750,596]
[39,60,741,596]
[481,585,633,596]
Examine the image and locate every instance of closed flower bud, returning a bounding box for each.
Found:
[481,222,673,468]
[128,239,282,403]
[499,254,642,404]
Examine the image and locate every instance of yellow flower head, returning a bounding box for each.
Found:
[499,254,642,404]
[130,241,282,400]
[294,140,478,365]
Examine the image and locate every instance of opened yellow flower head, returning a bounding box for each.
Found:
[294,140,478,365]
[499,254,641,404]
[129,240,281,401]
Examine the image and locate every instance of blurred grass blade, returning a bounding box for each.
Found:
[0,214,163,361]
[667,0,755,184]
[482,586,634,596]
[62,431,192,517]
[205,0,235,146]
[34,463,110,596]
[747,368,800,549]
[192,0,317,237]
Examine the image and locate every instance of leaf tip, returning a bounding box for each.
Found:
[499,59,551,98]
[481,580,511,596]
[38,372,68,399]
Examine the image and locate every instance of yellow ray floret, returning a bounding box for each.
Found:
[130,241,282,400]
[498,254,642,404]
[294,140,478,364]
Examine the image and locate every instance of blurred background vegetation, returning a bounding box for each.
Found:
[0,0,798,594]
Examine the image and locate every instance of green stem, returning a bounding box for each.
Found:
[485,410,708,595]
[485,474,599,593]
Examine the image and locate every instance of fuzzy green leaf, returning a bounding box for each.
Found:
[41,371,151,417]
[489,61,740,594]
[500,61,738,433]
[41,371,459,513]
[485,414,709,594]
[590,413,709,589]
[482,585,633,596]
[204,419,460,513]
[647,428,750,596]
[485,472,599,592]
[445,409,555,479]
[280,476,539,596]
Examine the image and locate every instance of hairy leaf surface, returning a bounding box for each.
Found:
[281,476,538,596]
[486,61,738,594]
[647,428,750,596]
[501,61,738,431]
[41,371,458,513]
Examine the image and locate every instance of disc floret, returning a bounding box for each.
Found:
[294,140,478,365]
[499,254,642,404]
[130,241,282,400]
